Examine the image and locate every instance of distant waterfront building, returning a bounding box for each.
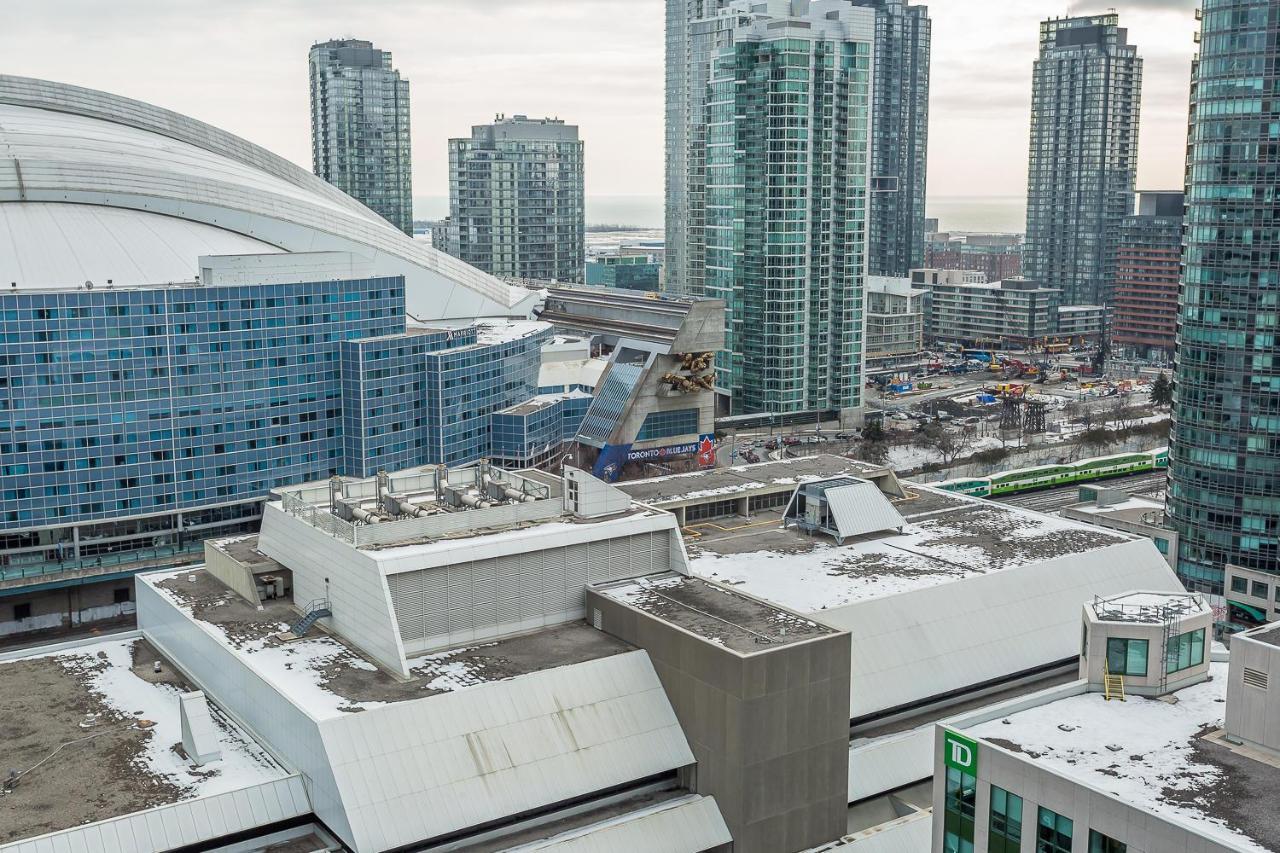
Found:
[1168,0,1280,593]
[924,232,1022,282]
[696,0,875,420]
[308,39,413,235]
[865,276,926,369]
[1023,15,1142,310]
[448,115,585,284]
[851,0,932,276]
[1111,191,1183,360]
[585,253,663,292]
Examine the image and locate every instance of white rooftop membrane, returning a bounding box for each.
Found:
[0,202,282,288]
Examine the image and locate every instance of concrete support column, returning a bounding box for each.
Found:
[737,496,750,519]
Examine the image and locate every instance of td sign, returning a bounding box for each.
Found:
[944,730,979,775]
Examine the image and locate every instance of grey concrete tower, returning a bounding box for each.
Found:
[1023,15,1141,310]
[309,39,413,235]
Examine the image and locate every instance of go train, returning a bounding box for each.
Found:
[935,447,1169,499]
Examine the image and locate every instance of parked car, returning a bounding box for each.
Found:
[782,436,801,446]
[764,439,779,451]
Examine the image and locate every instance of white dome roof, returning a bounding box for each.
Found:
[0,76,536,319]
[0,202,282,289]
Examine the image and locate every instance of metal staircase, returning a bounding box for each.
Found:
[290,598,331,637]
[1103,661,1125,702]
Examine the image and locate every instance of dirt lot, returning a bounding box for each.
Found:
[0,642,187,843]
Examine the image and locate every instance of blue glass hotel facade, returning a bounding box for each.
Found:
[0,277,549,581]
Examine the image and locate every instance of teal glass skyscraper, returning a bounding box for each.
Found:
[309,39,413,235]
[1167,0,1280,592]
[697,0,874,420]
[1023,15,1141,309]
[852,0,931,277]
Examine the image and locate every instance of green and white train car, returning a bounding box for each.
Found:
[936,447,1169,499]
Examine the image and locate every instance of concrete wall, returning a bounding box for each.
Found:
[0,578,135,639]
[930,724,1244,853]
[203,540,262,608]
[1226,632,1280,753]
[587,589,851,853]
[135,577,355,846]
[257,505,408,677]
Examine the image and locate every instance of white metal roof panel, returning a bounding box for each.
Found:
[0,202,281,289]
[509,793,732,851]
[318,650,696,851]
[831,538,1182,718]
[0,775,309,853]
[823,481,906,540]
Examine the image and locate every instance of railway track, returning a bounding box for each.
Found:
[993,470,1170,513]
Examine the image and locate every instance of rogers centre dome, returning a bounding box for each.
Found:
[0,76,537,320]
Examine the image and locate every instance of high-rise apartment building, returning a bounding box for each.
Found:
[665,0,735,297]
[852,0,931,277]
[309,39,413,235]
[1168,0,1280,593]
[1023,15,1141,310]
[697,0,874,419]
[1111,191,1183,360]
[666,0,928,292]
[447,115,585,284]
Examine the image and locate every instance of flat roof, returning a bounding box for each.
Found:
[0,635,289,844]
[1245,623,1280,649]
[1067,495,1164,523]
[684,485,1129,613]
[616,455,889,505]
[1089,591,1208,624]
[145,569,633,720]
[595,572,837,654]
[966,664,1278,852]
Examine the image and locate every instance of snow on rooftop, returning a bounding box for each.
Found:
[474,318,551,345]
[620,456,884,503]
[10,637,288,797]
[967,664,1270,853]
[687,489,1124,612]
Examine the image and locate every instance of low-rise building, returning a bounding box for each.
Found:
[1055,303,1106,341]
[932,591,1278,853]
[924,232,1023,282]
[1225,563,1280,629]
[865,276,926,369]
[922,277,1061,348]
[1061,485,1177,567]
[617,455,1181,850]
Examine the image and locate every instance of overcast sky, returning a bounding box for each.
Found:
[2,0,1198,201]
